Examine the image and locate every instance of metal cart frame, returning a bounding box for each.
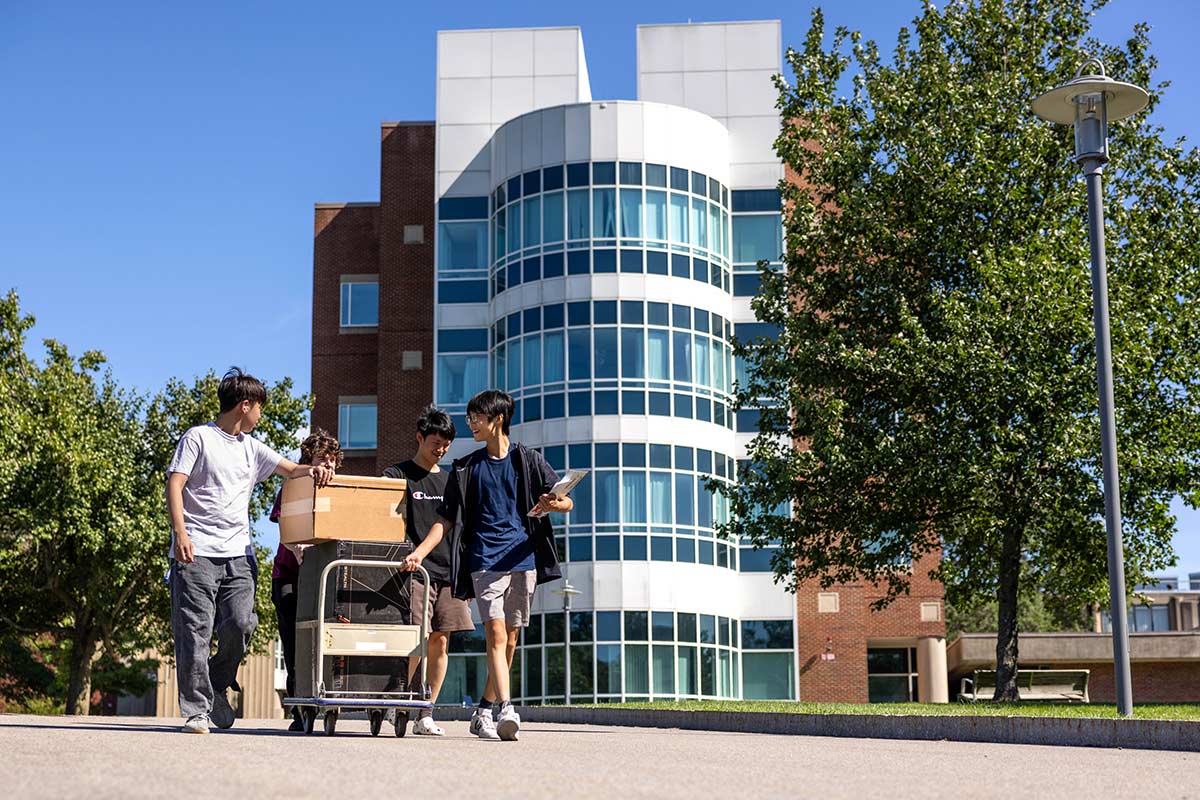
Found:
[284,558,434,737]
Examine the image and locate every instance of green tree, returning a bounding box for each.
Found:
[722,1,1200,701]
[0,290,313,713]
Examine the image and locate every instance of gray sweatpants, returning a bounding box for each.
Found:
[170,555,258,719]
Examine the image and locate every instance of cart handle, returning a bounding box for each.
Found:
[315,558,431,698]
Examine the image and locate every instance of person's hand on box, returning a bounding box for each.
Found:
[311,464,334,487]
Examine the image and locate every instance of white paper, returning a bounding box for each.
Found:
[528,469,589,517]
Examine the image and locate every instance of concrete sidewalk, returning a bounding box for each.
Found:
[1,714,1196,799]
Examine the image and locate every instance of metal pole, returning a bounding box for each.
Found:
[1081,157,1134,717]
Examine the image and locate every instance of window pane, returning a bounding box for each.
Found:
[868,675,911,703]
[625,644,649,694]
[743,652,794,700]
[624,611,648,640]
[677,646,697,696]
[522,196,540,247]
[674,473,694,525]
[567,189,589,239]
[690,197,707,249]
[619,189,642,238]
[570,644,594,698]
[568,329,591,379]
[622,471,647,523]
[709,203,721,256]
[593,188,616,238]
[595,470,620,524]
[596,611,621,641]
[672,331,692,382]
[646,329,669,381]
[652,645,675,696]
[345,282,379,326]
[741,620,793,650]
[546,646,566,697]
[652,611,674,641]
[438,221,488,270]
[544,613,565,644]
[694,335,710,388]
[669,193,689,244]
[733,214,782,264]
[596,644,622,694]
[339,404,377,449]
[867,649,909,674]
[595,328,618,379]
[649,472,672,524]
[543,331,564,383]
[1151,605,1170,631]
[507,202,521,254]
[524,647,542,698]
[621,328,644,379]
[701,647,716,695]
[436,354,489,405]
[543,191,564,243]
[523,335,541,387]
[645,190,667,241]
[506,339,521,388]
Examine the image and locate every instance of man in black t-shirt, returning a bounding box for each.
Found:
[382,406,472,736]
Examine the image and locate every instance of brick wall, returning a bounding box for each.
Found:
[310,122,437,477]
[1068,661,1200,703]
[795,552,947,703]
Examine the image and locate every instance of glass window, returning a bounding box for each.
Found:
[619,189,642,238]
[544,612,565,644]
[701,647,716,695]
[646,330,669,380]
[438,222,488,271]
[506,340,521,389]
[436,354,488,405]
[867,649,909,674]
[691,171,707,195]
[522,335,541,387]
[732,189,782,212]
[678,613,697,642]
[439,196,489,220]
[650,536,672,561]
[621,328,644,378]
[567,162,590,187]
[522,196,540,248]
[507,202,521,254]
[543,331,564,383]
[596,611,621,641]
[438,280,488,304]
[546,646,566,697]
[597,644,622,694]
[652,645,675,695]
[494,207,506,257]
[677,646,698,696]
[595,328,618,379]
[338,403,377,449]
[568,329,591,379]
[645,190,667,241]
[700,614,716,644]
[542,191,564,243]
[595,470,620,524]
[625,644,649,694]
[743,652,794,700]
[669,193,688,244]
[868,675,911,703]
[694,335,710,388]
[623,535,647,559]
[593,188,616,238]
[672,331,692,383]
[670,166,688,191]
[674,473,694,525]
[649,471,672,524]
[651,611,674,641]
[619,162,642,184]
[439,328,488,352]
[524,647,542,698]
[742,620,793,650]
[340,282,379,327]
[622,471,647,524]
[690,197,708,249]
[733,214,782,263]
[709,203,722,257]
[625,611,648,640]
[567,189,589,239]
[543,164,565,192]
[593,161,616,184]
[570,611,593,642]
[739,547,776,573]
[646,163,667,187]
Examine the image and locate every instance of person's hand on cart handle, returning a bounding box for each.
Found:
[401,551,424,572]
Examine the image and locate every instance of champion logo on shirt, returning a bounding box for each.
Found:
[411,491,444,501]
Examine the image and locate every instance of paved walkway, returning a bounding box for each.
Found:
[1,714,1194,799]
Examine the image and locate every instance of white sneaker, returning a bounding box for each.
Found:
[468,707,485,736]
[412,715,444,736]
[496,705,520,741]
[475,709,499,740]
[182,714,210,734]
[211,690,236,729]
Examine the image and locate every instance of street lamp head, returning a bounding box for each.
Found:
[1032,59,1149,164]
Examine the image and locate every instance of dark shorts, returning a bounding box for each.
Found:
[411,579,474,633]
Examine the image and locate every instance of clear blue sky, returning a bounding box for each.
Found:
[1,0,1195,578]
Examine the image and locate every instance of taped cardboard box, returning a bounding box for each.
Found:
[279,474,407,544]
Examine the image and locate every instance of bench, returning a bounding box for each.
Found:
[959,669,1089,703]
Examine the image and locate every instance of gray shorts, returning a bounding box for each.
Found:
[471,569,536,628]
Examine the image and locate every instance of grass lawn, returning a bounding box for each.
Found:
[576,700,1200,721]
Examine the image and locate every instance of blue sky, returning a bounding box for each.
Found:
[1,0,1195,577]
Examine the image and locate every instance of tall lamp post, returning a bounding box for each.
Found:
[1032,60,1148,717]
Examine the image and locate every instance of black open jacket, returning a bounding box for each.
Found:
[436,442,563,600]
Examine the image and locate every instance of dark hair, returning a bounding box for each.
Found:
[300,428,343,468]
[416,405,456,441]
[217,367,267,414]
[467,389,514,435]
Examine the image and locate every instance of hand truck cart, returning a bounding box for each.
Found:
[285,559,433,737]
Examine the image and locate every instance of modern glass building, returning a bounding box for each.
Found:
[311,21,949,707]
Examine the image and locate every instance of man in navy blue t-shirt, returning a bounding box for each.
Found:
[403,390,572,742]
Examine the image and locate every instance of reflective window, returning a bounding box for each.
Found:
[338,402,377,449]
[733,214,782,264]
[340,281,378,327]
[543,191,564,243]
[438,222,488,271]
[567,189,589,240]
[593,188,616,238]
[620,189,642,239]
[523,196,541,247]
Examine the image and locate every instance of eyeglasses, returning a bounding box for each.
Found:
[466,414,489,426]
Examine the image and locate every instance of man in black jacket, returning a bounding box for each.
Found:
[403,390,571,742]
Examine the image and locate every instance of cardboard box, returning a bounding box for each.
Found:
[279,474,407,544]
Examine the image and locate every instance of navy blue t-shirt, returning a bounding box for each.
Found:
[470,445,535,573]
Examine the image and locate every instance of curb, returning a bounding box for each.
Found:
[433,706,1200,752]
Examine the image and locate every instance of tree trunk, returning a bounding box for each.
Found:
[65,632,98,716]
[993,521,1024,701]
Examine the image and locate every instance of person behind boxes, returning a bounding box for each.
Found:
[166,368,335,735]
[267,428,343,732]
[382,406,472,736]
[402,389,572,742]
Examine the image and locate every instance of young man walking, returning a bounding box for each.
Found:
[403,390,571,741]
[382,406,474,736]
[166,368,334,734]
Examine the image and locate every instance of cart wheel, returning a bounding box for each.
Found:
[302,707,316,736]
[369,710,384,737]
[323,710,339,736]
[393,711,409,737]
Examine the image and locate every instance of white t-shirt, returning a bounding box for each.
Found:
[167,422,283,558]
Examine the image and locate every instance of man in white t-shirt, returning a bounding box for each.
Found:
[166,368,334,734]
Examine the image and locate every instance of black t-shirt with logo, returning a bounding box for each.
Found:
[382,460,454,583]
